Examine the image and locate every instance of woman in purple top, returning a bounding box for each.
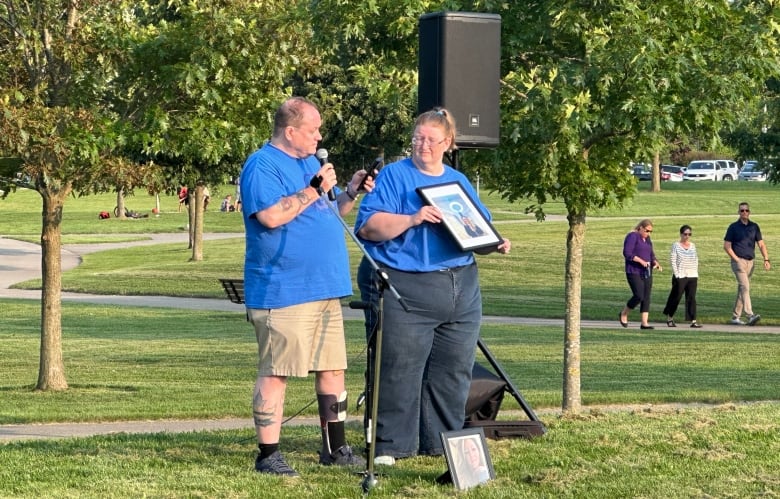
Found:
[619,219,663,329]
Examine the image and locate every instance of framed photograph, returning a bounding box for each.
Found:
[416,182,502,251]
[441,427,495,490]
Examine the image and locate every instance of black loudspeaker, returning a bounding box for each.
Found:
[418,12,501,149]
[466,363,506,421]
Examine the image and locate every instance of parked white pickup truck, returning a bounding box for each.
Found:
[683,160,739,181]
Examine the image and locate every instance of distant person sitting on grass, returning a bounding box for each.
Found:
[220,194,235,212]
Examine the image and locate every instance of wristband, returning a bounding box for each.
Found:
[345,185,358,200]
[309,174,323,190]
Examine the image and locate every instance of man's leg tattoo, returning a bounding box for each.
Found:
[253,392,276,428]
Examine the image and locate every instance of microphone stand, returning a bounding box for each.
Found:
[320,192,408,493]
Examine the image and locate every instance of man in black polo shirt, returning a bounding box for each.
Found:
[723,202,772,325]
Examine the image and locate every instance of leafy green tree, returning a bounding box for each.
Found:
[480,0,780,412]
[115,0,308,260]
[725,76,780,181]
[300,1,429,170]
[0,0,140,390]
[90,157,161,219]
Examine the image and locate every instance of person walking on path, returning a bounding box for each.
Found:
[663,225,702,328]
[619,219,662,330]
[723,202,771,326]
[240,96,372,477]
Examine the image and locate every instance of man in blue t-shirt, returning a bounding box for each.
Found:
[241,97,373,476]
[723,202,772,326]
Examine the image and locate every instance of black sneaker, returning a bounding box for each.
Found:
[319,445,366,466]
[255,450,300,477]
[748,314,761,326]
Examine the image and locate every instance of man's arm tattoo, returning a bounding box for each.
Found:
[295,189,311,206]
[277,189,311,214]
[280,197,294,212]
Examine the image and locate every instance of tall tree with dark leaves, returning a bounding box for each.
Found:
[0,0,142,390]
[114,0,307,260]
[481,0,780,412]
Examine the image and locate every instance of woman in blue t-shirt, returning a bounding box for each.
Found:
[355,108,511,463]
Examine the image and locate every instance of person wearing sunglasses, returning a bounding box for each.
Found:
[620,219,662,329]
[723,202,771,326]
[662,225,702,328]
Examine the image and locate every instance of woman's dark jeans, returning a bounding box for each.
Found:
[358,257,482,458]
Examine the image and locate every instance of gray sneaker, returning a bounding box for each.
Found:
[319,445,366,467]
[747,314,761,326]
[255,450,300,477]
[729,318,746,325]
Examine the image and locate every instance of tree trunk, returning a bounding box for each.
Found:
[190,185,204,261]
[652,151,661,193]
[562,211,585,414]
[36,189,69,391]
[115,187,126,219]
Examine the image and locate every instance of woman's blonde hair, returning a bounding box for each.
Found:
[415,107,457,151]
[634,219,653,231]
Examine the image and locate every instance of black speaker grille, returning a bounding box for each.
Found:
[418,12,501,149]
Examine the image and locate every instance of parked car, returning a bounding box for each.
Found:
[632,163,673,181]
[683,160,738,181]
[738,161,767,181]
[661,165,684,182]
[631,164,651,181]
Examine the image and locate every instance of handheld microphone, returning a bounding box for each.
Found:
[315,148,336,201]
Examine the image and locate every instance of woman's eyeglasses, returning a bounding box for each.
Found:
[411,137,447,147]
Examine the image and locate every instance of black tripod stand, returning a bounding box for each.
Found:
[464,338,546,439]
[321,195,407,493]
[350,265,404,492]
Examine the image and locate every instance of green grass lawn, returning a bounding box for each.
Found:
[1,402,778,498]
[1,181,779,497]
[1,300,779,497]
[2,301,778,423]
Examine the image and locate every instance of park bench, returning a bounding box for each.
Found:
[219,278,245,305]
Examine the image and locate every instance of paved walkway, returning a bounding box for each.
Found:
[1,233,778,442]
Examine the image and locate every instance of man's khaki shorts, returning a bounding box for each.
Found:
[248,299,347,377]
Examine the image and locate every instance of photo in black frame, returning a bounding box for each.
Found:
[441,427,495,490]
[415,181,502,251]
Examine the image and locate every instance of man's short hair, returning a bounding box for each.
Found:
[273,97,318,137]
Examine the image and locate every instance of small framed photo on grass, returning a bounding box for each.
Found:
[416,182,502,252]
[441,427,495,490]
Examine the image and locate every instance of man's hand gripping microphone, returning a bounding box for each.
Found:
[312,148,336,201]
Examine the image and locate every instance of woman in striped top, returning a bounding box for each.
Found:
[662,225,702,328]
